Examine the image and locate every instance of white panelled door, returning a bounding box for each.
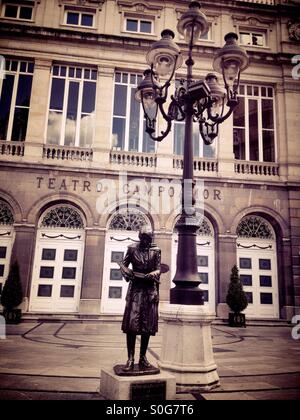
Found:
[101,232,138,314]
[0,227,14,297]
[172,232,216,313]
[29,231,84,313]
[237,241,279,319]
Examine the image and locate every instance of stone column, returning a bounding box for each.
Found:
[11,224,36,312]
[79,229,106,315]
[280,238,295,320]
[289,190,300,317]
[216,234,237,318]
[92,65,115,167]
[25,58,52,161]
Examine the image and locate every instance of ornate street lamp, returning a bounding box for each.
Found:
[136,1,249,306]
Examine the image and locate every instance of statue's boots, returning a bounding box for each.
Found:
[139,355,151,369]
[122,357,134,372]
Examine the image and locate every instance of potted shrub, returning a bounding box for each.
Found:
[1,261,23,324]
[226,265,248,327]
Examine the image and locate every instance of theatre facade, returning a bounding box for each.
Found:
[0,0,299,320]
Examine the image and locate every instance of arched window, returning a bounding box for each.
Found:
[0,201,14,225]
[198,217,214,237]
[237,215,274,240]
[109,208,151,231]
[41,206,84,229]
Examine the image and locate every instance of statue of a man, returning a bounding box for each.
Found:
[118,228,161,372]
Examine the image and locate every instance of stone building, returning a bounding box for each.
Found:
[0,0,299,320]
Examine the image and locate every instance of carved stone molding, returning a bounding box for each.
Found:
[58,0,105,9]
[117,1,163,18]
[288,20,300,42]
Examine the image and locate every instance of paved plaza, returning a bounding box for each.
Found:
[0,320,299,400]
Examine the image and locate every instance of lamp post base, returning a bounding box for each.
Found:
[158,304,220,392]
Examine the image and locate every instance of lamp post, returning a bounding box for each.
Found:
[136,2,249,306]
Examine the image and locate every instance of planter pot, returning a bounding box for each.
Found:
[3,309,22,325]
[228,312,246,328]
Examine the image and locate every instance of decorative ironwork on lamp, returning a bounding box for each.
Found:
[135,1,250,305]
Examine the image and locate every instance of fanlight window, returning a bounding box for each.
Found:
[109,209,151,231]
[0,201,14,225]
[237,216,274,240]
[175,216,214,237]
[197,218,214,237]
[41,206,84,229]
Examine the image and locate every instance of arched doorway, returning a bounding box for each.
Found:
[29,205,85,313]
[236,215,279,319]
[0,201,15,297]
[101,208,152,314]
[172,215,216,312]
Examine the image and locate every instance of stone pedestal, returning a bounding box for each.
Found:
[100,368,176,400]
[158,304,220,392]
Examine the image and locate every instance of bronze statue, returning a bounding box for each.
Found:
[118,228,161,372]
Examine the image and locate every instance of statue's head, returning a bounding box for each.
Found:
[139,227,153,248]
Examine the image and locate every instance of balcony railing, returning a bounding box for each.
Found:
[43,145,93,161]
[0,141,24,157]
[235,161,279,176]
[110,150,157,168]
[173,157,219,173]
[238,0,275,4]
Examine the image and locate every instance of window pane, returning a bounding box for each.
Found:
[81,14,93,27]
[76,68,82,79]
[84,69,90,80]
[19,6,33,20]
[199,273,208,284]
[193,128,200,157]
[38,285,52,297]
[234,97,245,127]
[39,267,54,279]
[0,283,2,294]
[0,75,14,140]
[64,250,78,262]
[260,276,272,287]
[11,107,29,141]
[5,5,18,18]
[261,87,267,97]
[0,247,7,259]
[82,82,96,113]
[67,12,79,25]
[49,79,65,110]
[115,73,121,83]
[260,293,273,305]
[65,81,79,146]
[259,259,271,270]
[143,121,155,153]
[69,67,75,78]
[111,252,124,263]
[0,265,4,277]
[263,130,275,162]
[240,32,251,45]
[126,19,138,32]
[62,267,76,279]
[249,99,259,161]
[174,123,184,155]
[20,62,27,72]
[252,34,263,46]
[233,128,245,160]
[203,290,209,302]
[113,85,127,116]
[240,274,252,286]
[11,61,18,72]
[129,88,140,151]
[109,287,122,299]
[60,285,75,298]
[80,113,94,147]
[110,269,123,280]
[47,111,63,145]
[262,99,274,129]
[245,292,253,304]
[140,21,152,33]
[112,117,126,149]
[16,75,33,107]
[197,256,208,267]
[203,142,216,158]
[239,258,252,269]
[91,70,97,80]
[42,249,56,261]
